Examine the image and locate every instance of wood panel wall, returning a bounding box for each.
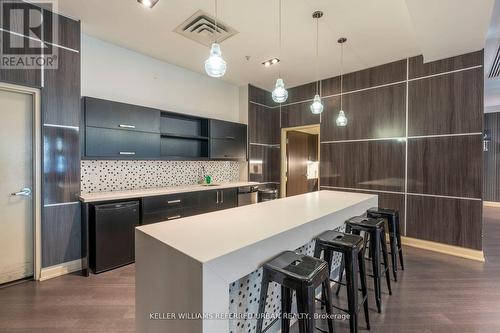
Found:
[248,51,484,250]
[0,4,81,268]
[484,112,500,202]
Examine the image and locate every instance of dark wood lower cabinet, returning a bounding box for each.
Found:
[142,188,238,224]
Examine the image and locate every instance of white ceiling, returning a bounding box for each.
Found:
[56,0,494,90]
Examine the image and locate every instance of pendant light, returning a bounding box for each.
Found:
[271,0,288,103]
[310,11,324,115]
[336,37,348,126]
[205,0,227,78]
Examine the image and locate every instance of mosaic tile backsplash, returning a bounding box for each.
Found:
[81,160,243,193]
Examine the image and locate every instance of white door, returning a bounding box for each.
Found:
[0,88,34,284]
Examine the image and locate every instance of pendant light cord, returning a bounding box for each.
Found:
[315,16,319,95]
[278,0,282,78]
[214,0,218,43]
[340,42,344,110]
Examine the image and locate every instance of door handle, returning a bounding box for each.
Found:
[167,215,181,220]
[119,124,136,129]
[216,191,219,204]
[220,190,224,204]
[119,152,136,155]
[167,199,181,205]
[11,187,32,197]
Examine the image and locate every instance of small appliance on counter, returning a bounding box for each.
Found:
[237,185,259,206]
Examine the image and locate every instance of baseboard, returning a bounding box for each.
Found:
[483,201,500,208]
[401,237,485,262]
[39,259,82,281]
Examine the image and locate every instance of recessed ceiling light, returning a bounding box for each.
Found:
[138,0,159,8]
[262,58,280,67]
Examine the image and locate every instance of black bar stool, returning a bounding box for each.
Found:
[256,251,335,333]
[367,207,405,281]
[314,230,370,333]
[337,217,392,313]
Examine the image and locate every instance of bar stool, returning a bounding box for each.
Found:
[256,251,335,333]
[337,217,392,313]
[314,230,370,333]
[367,207,405,281]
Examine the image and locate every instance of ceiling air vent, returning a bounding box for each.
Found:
[174,10,238,47]
[488,44,500,78]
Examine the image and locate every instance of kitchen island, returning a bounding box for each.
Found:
[135,190,377,333]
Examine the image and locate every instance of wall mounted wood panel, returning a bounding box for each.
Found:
[42,203,81,267]
[43,126,80,205]
[281,101,320,128]
[42,10,81,51]
[409,51,483,79]
[484,112,500,202]
[320,76,341,97]
[408,68,483,136]
[0,32,42,88]
[42,48,80,126]
[321,84,406,141]
[327,188,406,234]
[286,82,317,104]
[248,84,277,107]
[342,59,406,92]
[406,195,482,250]
[320,140,406,192]
[408,135,483,198]
[249,145,280,183]
[248,103,280,144]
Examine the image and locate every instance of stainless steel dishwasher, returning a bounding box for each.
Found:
[237,185,259,206]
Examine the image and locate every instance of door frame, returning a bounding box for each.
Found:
[0,82,42,281]
[280,125,320,198]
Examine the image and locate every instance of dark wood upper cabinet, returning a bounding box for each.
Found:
[409,50,483,79]
[248,84,277,107]
[408,67,483,136]
[210,119,247,160]
[84,97,161,133]
[85,127,160,159]
[285,82,318,104]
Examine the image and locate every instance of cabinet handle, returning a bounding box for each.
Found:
[167,215,181,220]
[225,136,236,140]
[119,124,136,129]
[119,152,136,155]
[220,190,224,204]
[167,199,181,205]
[216,191,219,204]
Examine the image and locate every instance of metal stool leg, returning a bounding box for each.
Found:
[371,230,382,313]
[256,270,270,333]
[380,227,392,296]
[322,278,336,333]
[345,249,359,333]
[358,247,370,330]
[281,286,292,333]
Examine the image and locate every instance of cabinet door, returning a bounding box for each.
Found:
[84,97,161,133]
[211,138,247,160]
[210,120,247,141]
[85,127,160,158]
[218,188,238,210]
[197,190,219,214]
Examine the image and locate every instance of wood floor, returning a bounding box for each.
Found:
[1,207,500,333]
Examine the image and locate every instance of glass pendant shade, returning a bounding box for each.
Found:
[272,78,288,103]
[336,110,348,127]
[310,94,324,114]
[205,43,227,78]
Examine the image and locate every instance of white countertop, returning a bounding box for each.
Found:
[136,190,377,263]
[79,181,259,203]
